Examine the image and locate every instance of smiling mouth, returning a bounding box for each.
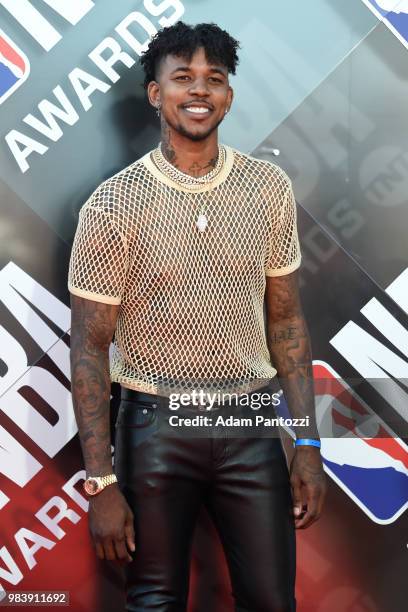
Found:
[183,106,212,115]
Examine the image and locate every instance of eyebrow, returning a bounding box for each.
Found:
[170,66,227,76]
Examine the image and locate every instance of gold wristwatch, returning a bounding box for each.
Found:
[83,474,117,496]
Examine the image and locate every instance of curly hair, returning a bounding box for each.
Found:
[140,21,240,89]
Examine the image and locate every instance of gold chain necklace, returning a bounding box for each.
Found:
[151,144,226,232]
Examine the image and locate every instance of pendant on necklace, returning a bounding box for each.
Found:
[196,214,208,232]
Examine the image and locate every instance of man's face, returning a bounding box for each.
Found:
[148,47,233,142]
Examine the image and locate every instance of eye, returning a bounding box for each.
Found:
[175,75,190,81]
[209,77,223,83]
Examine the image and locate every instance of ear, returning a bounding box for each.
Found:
[226,85,234,112]
[147,81,160,109]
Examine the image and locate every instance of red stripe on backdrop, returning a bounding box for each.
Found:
[0,35,25,73]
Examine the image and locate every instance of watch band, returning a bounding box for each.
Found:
[99,474,117,487]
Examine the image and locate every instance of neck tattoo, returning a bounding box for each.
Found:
[151,143,226,233]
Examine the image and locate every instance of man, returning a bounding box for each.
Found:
[68,21,326,612]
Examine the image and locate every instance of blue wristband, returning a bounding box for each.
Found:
[294,438,321,449]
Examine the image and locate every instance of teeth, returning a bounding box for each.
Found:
[185,107,210,114]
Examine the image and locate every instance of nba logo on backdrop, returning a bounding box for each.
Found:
[0,30,30,104]
[314,361,408,524]
[361,0,408,49]
[276,360,408,524]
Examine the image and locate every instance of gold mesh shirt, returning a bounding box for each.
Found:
[68,145,302,396]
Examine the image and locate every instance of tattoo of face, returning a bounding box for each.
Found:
[73,359,107,416]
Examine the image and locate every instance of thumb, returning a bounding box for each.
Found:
[124,513,136,552]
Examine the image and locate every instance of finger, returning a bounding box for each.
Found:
[295,488,320,529]
[290,476,303,518]
[295,510,319,529]
[113,537,132,563]
[103,538,116,561]
[95,541,105,560]
[124,515,136,553]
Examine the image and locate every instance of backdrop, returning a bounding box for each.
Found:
[0,1,407,610]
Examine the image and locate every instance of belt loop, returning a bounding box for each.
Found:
[120,386,160,405]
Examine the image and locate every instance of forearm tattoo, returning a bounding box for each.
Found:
[266,273,319,438]
[70,296,118,477]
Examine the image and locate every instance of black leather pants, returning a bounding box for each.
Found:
[114,385,296,612]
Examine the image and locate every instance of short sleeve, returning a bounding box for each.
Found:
[68,189,129,305]
[264,175,302,277]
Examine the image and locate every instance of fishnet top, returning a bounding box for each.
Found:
[68,145,302,396]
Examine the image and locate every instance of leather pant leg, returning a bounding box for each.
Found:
[204,423,297,612]
[114,390,296,612]
[114,394,211,612]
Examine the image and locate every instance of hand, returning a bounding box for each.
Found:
[88,483,135,563]
[289,446,327,529]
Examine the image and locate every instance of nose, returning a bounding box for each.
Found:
[188,76,210,96]
[82,380,91,395]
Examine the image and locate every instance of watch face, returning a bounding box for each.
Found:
[84,478,99,495]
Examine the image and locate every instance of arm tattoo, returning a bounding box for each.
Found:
[269,326,297,344]
[70,296,119,477]
[265,273,319,439]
